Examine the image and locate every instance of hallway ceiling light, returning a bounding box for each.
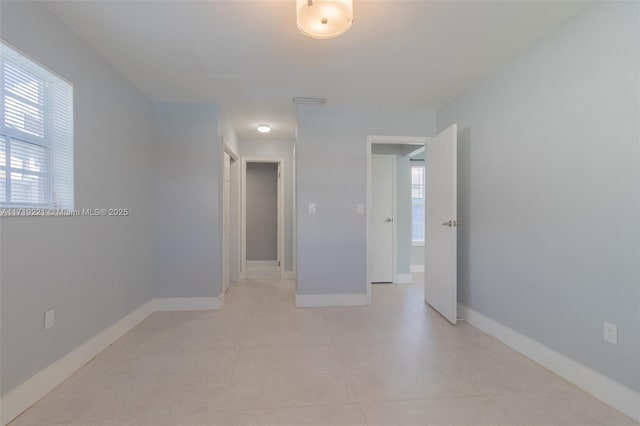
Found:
[257,124,271,133]
[296,0,353,39]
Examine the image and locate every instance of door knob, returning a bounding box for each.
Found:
[385,218,393,223]
[441,220,459,227]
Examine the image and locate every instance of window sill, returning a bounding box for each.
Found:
[412,242,425,247]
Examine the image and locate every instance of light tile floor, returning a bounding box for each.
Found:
[10,277,638,426]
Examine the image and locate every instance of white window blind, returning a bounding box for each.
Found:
[0,42,73,209]
[411,164,425,245]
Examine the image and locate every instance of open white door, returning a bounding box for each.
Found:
[425,124,458,324]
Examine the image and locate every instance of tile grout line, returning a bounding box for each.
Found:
[322,309,370,426]
[480,393,521,426]
[217,287,258,412]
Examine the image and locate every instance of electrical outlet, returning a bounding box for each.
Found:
[604,321,617,344]
[44,309,55,330]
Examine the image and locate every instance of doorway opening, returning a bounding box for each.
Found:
[367,137,428,298]
[366,126,459,324]
[241,157,284,280]
[223,144,240,293]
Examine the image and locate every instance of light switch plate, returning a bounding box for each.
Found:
[357,204,365,215]
[308,203,316,214]
[44,309,55,330]
[604,322,617,344]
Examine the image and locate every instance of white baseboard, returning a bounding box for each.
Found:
[295,292,368,308]
[459,304,640,422]
[410,265,424,273]
[0,296,222,426]
[0,300,155,425]
[153,296,223,311]
[395,274,413,284]
[246,260,278,266]
[281,270,296,280]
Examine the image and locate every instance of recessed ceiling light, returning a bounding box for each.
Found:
[257,124,271,133]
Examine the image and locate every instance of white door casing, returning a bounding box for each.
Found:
[371,155,394,283]
[241,157,285,280]
[223,151,231,292]
[424,124,458,324]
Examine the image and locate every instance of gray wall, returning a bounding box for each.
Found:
[296,106,436,296]
[437,2,639,392]
[246,163,278,261]
[395,155,411,277]
[240,139,294,272]
[153,103,222,298]
[411,245,424,268]
[0,1,155,394]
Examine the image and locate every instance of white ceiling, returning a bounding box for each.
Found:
[46,1,591,141]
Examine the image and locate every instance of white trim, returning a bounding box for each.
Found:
[295,293,368,307]
[281,270,296,280]
[366,135,431,305]
[246,260,278,266]
[223,142,239,161]
[395,273,413,284]
[154,296,223,312]
[0,297,223,425]
[410,264,424,273]
[408,146,425,158]
[241,157,285,280]
[0,300,155,425]
[459,304,640,422]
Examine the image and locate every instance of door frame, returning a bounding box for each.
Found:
[222,143,239,291]
[366,135,430,304]
[241,156,285,279]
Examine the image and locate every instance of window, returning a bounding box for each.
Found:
[1,43,73,209]
[411,164,425,245]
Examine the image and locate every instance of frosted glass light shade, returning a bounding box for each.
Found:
[296,0,353,39]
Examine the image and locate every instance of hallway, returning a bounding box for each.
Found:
[10,279,636,426]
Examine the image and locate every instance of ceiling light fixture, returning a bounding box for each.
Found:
[257,124,271,133]
[292,97,327,105]
[296,0,353,39]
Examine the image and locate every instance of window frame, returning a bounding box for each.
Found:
[411,163,425,246]
[0,42,73,210]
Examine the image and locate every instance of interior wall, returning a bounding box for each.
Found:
[0,1,155,395]
[437,2,639,392]
[240,139,294,273]
[246,163,278,261]
[296,106,436,296]
[153,103,222,298]
[395,155,411,277]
